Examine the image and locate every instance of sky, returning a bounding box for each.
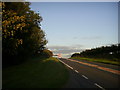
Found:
[30,2,118,58]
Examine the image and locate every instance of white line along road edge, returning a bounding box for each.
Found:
[58,58,73,70]
[58,58,106,89]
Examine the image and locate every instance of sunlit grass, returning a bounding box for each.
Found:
[3,57,69,88]
[70,57,120,66]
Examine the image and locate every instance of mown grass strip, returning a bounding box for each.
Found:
[3,57,69,88]
[70,57,120,66]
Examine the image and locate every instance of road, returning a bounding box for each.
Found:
[58,58,120,89]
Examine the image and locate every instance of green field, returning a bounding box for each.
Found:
[70,57,120,66]
[3,57,69,88]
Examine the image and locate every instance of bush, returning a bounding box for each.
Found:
[42,49,53,58]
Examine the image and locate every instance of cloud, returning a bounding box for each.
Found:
[47,45,84,58]
[81,36,102,40]
[48,46,70,50]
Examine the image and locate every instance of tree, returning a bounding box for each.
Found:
[71,44,119,61]
[2,2,47,66]
[71,53,80,57]
[42,49,53,58]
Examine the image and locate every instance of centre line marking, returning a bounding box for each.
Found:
[82,75,88,79]
[75,70,79,73]
[94,83,105,90]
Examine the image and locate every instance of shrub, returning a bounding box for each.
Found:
[42,49,53,58]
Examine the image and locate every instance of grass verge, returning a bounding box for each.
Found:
[3,57,69,88]
[70,57,120,66]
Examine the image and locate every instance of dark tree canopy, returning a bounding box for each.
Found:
[2,2,48,66]
[71,44,119,61]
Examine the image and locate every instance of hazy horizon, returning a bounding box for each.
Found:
[30,2,118,58]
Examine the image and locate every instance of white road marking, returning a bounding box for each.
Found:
[75,70,79,73]
[65,58,120,75]
[59,58,106,89]
[58,59,73,70]
[82,75,88,79]
[67,64,73,69]
[94,83,105,90]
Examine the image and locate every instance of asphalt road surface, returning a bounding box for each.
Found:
[58,58,120,89]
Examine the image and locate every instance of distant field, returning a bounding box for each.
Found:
[70,57,120,66]
[3,57,69,88]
